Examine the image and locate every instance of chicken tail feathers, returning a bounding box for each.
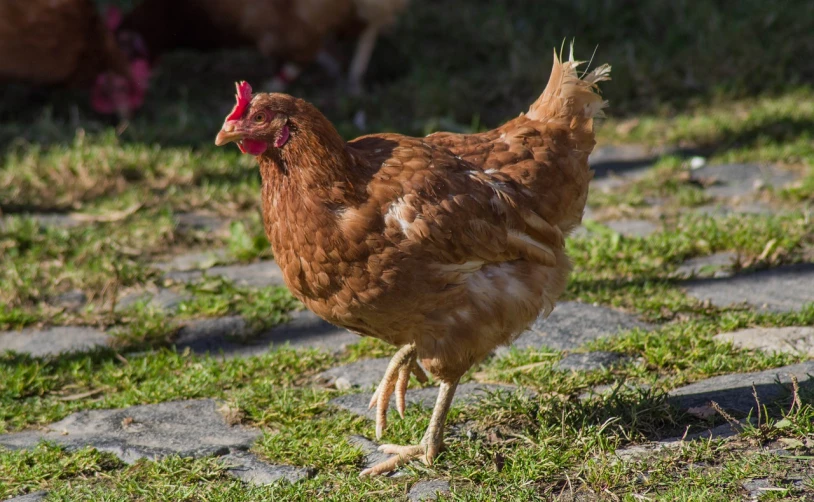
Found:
[526,42,611,132]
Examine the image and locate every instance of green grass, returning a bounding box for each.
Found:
[2,0,814,499]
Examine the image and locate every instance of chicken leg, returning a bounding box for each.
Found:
[368,344,428,439]
[360,379,459,477]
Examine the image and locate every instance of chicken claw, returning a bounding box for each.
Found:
[359,380,458,477]
[367,344,426,439]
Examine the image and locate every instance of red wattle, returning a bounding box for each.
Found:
[241,139,268,156]
[275,125,290,148]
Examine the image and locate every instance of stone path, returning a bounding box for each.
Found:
[163,259,286,288]
[0,399,311,487]
[175,310,359,357]
[668,361,814,414]
[673,251,737,279]
[316,357,392,390]
[683,263,814,312]
[689,163,799,199]
[555,351,629,372]
[713,326,814,357]
[496,301,652,355]
[408,480,452,501]
[7,492,48,502]
[0,326,110,358]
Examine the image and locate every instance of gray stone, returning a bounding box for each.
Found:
[408,480,452,501]
[614,422,742,462]
[347,435,405,477]
[175,316,251,354]
[498,302,652,355]
[7,491,48,502]
[153,249,229,272]
[35,214,83,228]
[174,212,229,233]
[691,163,799,198]
[165,260,285,288]
[589,144,654,174]
[695,202,774,217]
[578,382,651,402]
[0,399,260,463]
[555,351,628,372]
[683,263,814,312]
[604,219,659,238]
[207,261,285,288]
[0,326,110,357]
[668,361,814,414]
[221,450,314,485]
[49,290,88,312]
[713,327,814,357]
[330,383,528,420]
[175,310,359,357]
[316,358,391,390]
[741,479,778,500]
[163,269,205,284]
[116,288,190,313]
[674,251,737,278]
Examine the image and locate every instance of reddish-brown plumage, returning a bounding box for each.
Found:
[0,0,130,87]
[216,50,611,474]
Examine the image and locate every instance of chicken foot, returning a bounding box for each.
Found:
[367,344,428,439]
[360,379,459,477]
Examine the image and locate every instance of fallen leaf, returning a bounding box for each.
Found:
[687,405,716,419]
[57,388,105,401]
[71,203,142,223]
[778,437,804,449]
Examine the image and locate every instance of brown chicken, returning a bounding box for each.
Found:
[0,0,148,117]
[215,48,610,475]
[106,0,408,95]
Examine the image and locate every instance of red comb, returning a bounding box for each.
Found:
[226,81,252,121]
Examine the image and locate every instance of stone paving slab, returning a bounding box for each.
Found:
[173,212,230,234]
[713,327,814,357]
[683,263,814,312]
[603,219,659,238]
[408,480,452,501]
[689,163,800,198]
[164,260,285,288]
[116,288,191,313]
[588,144,657,182]
[668,361,814,414]
[0,213,82,230]
[7,491,48,502]
[497,302,652,355]
[316,358,392,390]
[614,421,743,462]
[330,383,530,420]
[153,249,230,272]
[347,435,406,477]
[175,310,359,357]
[220,450,315,485]
[673,251,737,279]
[48,290,88,312]
[555,351,629,372]
[694,202,774,217]
[0,399,260,464]
[0,326,111,357]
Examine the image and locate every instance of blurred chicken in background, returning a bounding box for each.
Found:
[104,0,410,100]
[0,0,408,119]
[0,0,149,118]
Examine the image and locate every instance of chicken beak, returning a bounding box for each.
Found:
[215,122,243,146]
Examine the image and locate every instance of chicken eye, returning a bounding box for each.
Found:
[253,112,267,123]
